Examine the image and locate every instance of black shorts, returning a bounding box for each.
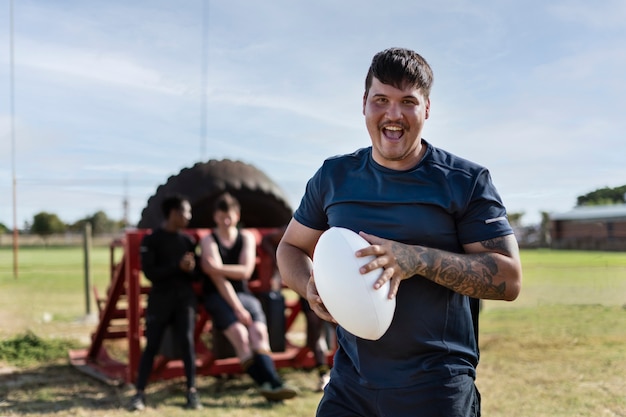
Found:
[204,291,267,330]
[317,372,480,417]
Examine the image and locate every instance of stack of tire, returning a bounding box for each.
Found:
[138,159,293,229]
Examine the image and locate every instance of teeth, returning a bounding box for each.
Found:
[384,126,402,131]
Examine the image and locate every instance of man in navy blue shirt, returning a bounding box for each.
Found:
[277,47,522,417]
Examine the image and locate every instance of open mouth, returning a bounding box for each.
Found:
[382,125,404,140]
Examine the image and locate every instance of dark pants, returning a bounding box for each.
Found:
[135,290,197,391]
[317,373,481,417]
[300,297,328,367]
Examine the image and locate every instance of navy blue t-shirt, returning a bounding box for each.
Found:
[294,140,513,389]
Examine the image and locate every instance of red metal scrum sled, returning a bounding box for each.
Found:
[69,228,333,386]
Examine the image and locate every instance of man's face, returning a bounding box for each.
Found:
[213,208,239,229]
[174,201,192,228]
[363,77,430,170]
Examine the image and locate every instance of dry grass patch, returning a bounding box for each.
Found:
[477,304,626,417]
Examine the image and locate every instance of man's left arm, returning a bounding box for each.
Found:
[358,232,522,301]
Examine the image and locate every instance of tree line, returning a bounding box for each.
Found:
[1,185,624,239]
[0,210,126,239]
[577,185,626,206]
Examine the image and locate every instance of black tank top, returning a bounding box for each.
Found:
[212,230,249,294]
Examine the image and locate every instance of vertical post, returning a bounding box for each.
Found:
[200,0,210,160]
[83,223,92,315]
[12,187,18,279]
[10,0,18,279]
[126,230,144,384]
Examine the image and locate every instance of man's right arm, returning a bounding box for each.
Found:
[277,220,331,320]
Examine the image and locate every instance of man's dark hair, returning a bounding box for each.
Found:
[213,192,241,214]
[160,194,188,218]
[364,47,434,99]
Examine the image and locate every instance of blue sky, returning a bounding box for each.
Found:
[1,0,625,228]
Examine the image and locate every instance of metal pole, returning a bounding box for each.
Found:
[10,0,19,278]
[200,0,209,160]
[83,223,92,315]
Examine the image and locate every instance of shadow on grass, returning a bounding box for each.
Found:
[0,363,125,413]
[0,363,318,415]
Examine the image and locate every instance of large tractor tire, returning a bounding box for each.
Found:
[138,159,293,229]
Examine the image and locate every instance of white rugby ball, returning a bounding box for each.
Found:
[313,227,396,340]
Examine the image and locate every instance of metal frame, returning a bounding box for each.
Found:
[69,228,332,386]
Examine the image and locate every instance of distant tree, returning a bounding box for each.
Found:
[69,210,122,235]
[539,211,551,247]
[90,210,117,234]
[31,212,66,243]
[0,222,8,234]
[577,185,626,206]
[67,219,86,233]
[507,212,524,228]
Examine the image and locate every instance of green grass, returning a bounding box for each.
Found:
[477,249,626,416]
[0,331,80,367]
[483,249,626,309]
[478,304,626,417]
[1,246,626,416]
[0,245,117,341]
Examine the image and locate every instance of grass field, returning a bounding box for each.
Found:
[1,246,626,416]
[0,245,117,342]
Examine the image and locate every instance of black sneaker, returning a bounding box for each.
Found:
[258,382,298,402]
[185,390,203,410]
[127,393,146,411]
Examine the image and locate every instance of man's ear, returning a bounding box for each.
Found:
[362,92,367,115]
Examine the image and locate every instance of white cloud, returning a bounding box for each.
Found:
[13,39,189,95]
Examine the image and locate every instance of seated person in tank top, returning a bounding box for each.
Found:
[199,192,297,401]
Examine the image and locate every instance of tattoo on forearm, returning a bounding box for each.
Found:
[480,237,510,253]
[392,241,421,275]
[438,252,505,298]
[402,237,508,299]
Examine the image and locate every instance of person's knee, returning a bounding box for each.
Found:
[248,322,271,351]
[224,323,251,352]
[253,321,269,335]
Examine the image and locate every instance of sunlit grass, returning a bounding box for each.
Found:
[478,304,626,417]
